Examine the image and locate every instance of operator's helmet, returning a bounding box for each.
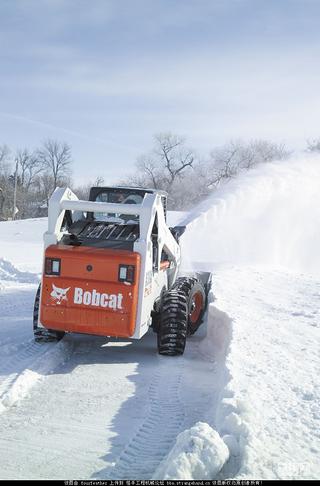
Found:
[113,193,125,203]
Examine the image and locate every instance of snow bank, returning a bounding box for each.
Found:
[0,218,46,273]
[199,304,246,476]
[152,422,229,480]
[0,258,39,284]
[181,156,320,276]
[207,267,320,479]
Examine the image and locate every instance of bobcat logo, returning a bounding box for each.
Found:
[50,284,70,305]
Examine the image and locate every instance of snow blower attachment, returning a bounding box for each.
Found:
[33,186,211,355]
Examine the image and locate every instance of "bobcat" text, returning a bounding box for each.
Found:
[73,287,123,310]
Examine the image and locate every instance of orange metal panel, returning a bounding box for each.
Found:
[40,245,140,337]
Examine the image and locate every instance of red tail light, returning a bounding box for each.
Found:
[118,264,135,283]
[45,258,61,276]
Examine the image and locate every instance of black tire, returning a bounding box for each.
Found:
[157,290,188,356]
[173,277,206,335]
[33,284,65,342]
[33,284,41,333]
[151,310,161,333]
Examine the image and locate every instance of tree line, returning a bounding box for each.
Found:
[0,135,318,220]
[0,139,72,220]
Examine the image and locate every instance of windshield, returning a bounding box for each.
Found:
[92,189,143,223]
[95,190,143,205]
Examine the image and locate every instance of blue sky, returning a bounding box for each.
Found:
[1,0,320,183]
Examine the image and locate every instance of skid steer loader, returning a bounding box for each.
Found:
[33,186,211,355]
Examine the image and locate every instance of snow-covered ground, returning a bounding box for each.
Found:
[0,158,319,479]
[212,266,320,480]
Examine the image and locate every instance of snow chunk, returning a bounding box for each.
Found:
[1,369,40,409]
[152,422,229,480]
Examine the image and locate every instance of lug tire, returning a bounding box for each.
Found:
[157,290,188,356]
[173,277,206,335]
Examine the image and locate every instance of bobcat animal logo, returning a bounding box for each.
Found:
[50,284,70,305]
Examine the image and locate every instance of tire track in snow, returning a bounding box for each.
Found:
[0,341,51,398]
[0,338,74,413]
[0,339,48,369]
[106,360,185,479]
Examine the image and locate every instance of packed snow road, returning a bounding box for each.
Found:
[0,278,223,480]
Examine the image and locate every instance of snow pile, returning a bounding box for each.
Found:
[181,156,320,276]
[198,304,247,476]
[0,218,46,273]
[0,258,39,284]
[152,422,229,480]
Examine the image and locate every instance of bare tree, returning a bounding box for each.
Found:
[34,172,55,206]
[37,139,72,192]
[135,155,162,189]
[245,140,291,166]
[0,141,74,219]
[209,141,241,181]
[94,175,105,187]
[209,139,291,183]
[16,148,43,190]
[0,187,5,219]
[11,149,43,218]
[0,145,12,219]
[124,133,196,193]
[73,175,105,200]
[306,138,320,153]
[0,144,11,174]
[154,133,195,187]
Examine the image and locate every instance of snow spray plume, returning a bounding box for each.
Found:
[181,156,320,276]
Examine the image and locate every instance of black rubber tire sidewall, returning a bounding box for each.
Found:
[157,290,188,356]
[33,283,65,341]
